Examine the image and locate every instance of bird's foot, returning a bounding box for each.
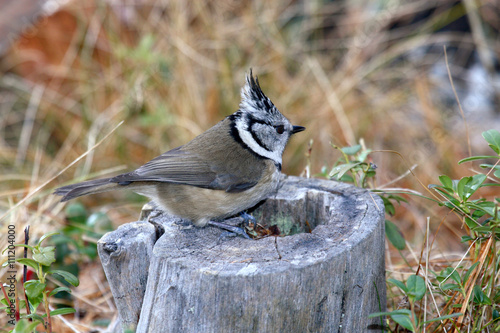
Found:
[239,212,257,228]
[208,220,251,241]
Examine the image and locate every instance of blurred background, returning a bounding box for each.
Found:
[0,0,499,331]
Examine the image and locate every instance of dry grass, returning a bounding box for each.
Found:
[0,0,499,331]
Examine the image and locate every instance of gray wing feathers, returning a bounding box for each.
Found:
[112,159,216,187]
[109,146,259,191]
[54,178,117,201]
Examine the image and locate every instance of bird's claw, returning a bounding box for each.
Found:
[208,220,251,241]
[239,212,257,228]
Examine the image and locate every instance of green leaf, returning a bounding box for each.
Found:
[50,270,79,287]
[464,217,478,229]
[387,194,408,204]
[406,275,426,301]
[65,202,88,224]
[443,199,461,211]
[24,280,46,299]
[369,309,412,317]
[463,174,487,199]
[459,155,498,164]
[329,162,362,180]
[23,281,44,312]
[432,187,457,203]
[49,307,76,316]
[12,319,40,333]
[483,129,500,154]
[341,144,361,155]
[385,220,406,250]
[49,286,72,297]
[357,148,372,162]
[438,267,462,286]
[328,165,343,178]
[424,312,463,323]
[32,246,56,266]
[380,194,403,215]
[493,309,499,321]
[462,262,480,285]
[387,278,408,293]
[37,232,60,246]
[473,285,491,305]
[457,177,469,201]
[368,311,386,318]
[481,164,500,179]
[24,313,45,323]
[384,200,395,216]
[86,212,113,233]
[440,283,461,291]
[461,235,473,243]
[15,258,39,271]
[8,244,35,252]
[439,175,453,189]
[470,203,491,217]
[339,173,354,183]
[472,226,491,234]
[479,163,500,169]
[390,310,415,330]
[50,234,74,245]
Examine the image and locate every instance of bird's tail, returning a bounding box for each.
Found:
[54,178,120,202]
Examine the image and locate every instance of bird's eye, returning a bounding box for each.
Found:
[275,125,285,134]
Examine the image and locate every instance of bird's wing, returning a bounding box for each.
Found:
[109,146,258,192]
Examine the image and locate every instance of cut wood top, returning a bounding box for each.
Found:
[145,175,384,276]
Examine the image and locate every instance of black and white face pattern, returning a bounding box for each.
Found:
[230,71,296,166]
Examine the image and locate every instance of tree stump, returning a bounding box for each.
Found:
[97,176,386,332]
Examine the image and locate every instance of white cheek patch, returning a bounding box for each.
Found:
[235,117,282,164]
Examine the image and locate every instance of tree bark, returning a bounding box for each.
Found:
[97,221,157,331]
[98,176,386,332]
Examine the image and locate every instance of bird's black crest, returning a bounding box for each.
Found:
[240,69,278,115]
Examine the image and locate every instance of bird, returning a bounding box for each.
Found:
[55,70,305,237]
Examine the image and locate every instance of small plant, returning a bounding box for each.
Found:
[370,275,463,331]
[46,202,113,307]
[1,231,79,333]
[326,129,500,331]
[376,129,499,331]
[323,140,377,187]
[52,202,113,264]
[425,129,499,331]
[322,140,408,251]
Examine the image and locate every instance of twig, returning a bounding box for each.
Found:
[378,164,418,189]
[23,226,31,317]
[0,284,12,309]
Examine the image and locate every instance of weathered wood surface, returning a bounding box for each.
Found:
[97,221,157,331]
[98,175,386,332]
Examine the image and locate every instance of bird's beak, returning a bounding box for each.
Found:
[292,125,306,134]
